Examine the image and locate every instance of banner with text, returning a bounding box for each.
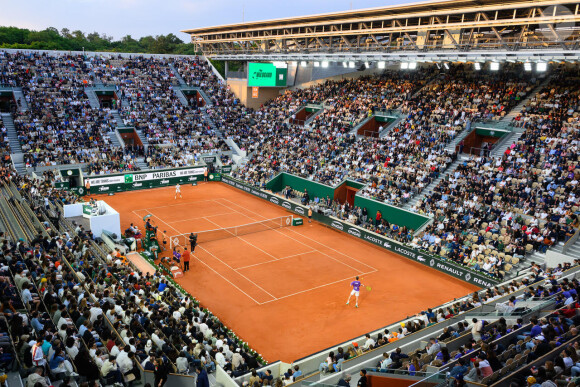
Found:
[76,167,216,195]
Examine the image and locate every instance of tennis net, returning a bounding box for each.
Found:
[170,215,293,250]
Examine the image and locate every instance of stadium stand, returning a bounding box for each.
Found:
[409,68,580,277]
[0,46,579,387]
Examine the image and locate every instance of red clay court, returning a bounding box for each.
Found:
[90,182,479,363]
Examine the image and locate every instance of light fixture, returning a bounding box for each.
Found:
[364,62,370,68]
[348,61,355,68]
[443,63,449,70]
[321,61,329,68]
[474,63,481,70]
[314,62,320,67]
[524,62,532,71]
[300,61,307,67]
[408,62,417,70]
[378,61,386,69]
[401,62,409,69]
[490,62,500,71]
[536,62,547,72]
[343,62,348,68]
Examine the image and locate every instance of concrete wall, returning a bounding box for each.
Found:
[227,78,282,110]
[545,250,576,268]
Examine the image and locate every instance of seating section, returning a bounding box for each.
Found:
[0,168,264,386]
[351,272,579,386]
[410,71,580,277]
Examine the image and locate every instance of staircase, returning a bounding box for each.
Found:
[85,88,101,109]
[195,87,213,107]
[529,234,580,266]
[135,128,150,149]
[90,70,105,87]
[107,129,123,148]
[379,114,405,138]
[490,128,525,157]
[445,122,474,153]
[499,75,553,124]
[12,87,28,112]
[169,64,188,86]
[403,156,466,211]
[1,113,22,154]
[111,110,126,127]
[174,88,189,106]
[563,237,580,261]
[136,156,148,170]
[201,109,222,138]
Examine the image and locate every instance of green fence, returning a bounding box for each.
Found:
[266,173,335,201]
[354,195,430,232]
[222,175,498,289]
[265,173,430,232]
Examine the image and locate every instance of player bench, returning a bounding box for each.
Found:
[159,257,183,278]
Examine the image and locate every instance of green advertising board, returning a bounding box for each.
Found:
[71,167,220,196]
[248,63,287,87]
[222,175,498,289]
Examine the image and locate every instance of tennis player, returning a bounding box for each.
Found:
[175,184,182,199]
[346,276,363,308]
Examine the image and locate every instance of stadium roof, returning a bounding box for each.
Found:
[183,0,580,62]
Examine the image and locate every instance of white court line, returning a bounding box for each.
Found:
[217,197,378,274]
[167,211,239,224]
[197,245,277,301]
[201,216,279,261]
[133,198,227,212]
[138,197,374,305]
[192,253,262,305]
[259,270,376,305]
[219,197,379,272]
[235,250,318,270]
[133,205,270,305]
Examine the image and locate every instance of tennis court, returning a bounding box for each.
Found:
[90,182,479,363]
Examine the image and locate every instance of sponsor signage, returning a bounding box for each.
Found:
[63,167,215,195]
[222,175,498,289]
[87,168,205,187]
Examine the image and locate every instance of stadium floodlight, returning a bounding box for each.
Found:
[474,63,481,71]
[300,61,307,67]
[443,63,449,70]
[408,62,417,70]
[400,62,409,69]
[348,61,355,68]
[343,62,348,68]
[537,62,547,72]
[321,61,329,68]
[524,62,532,71]
[378,61,386,69]
[314,62,320,67]
[490,62,500,71]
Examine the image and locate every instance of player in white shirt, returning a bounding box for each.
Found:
[175,184,182,199]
